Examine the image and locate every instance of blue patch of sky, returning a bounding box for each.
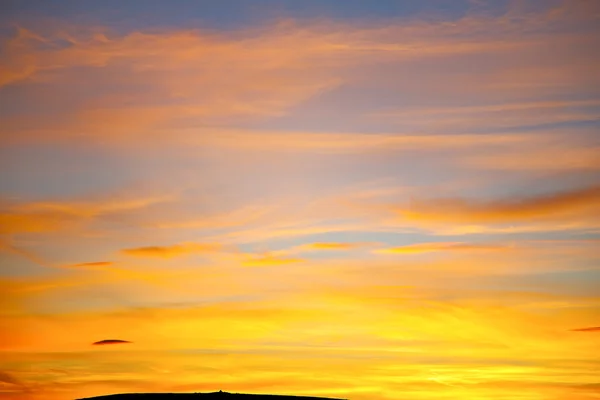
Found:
[237,227,600,254]
[0,144,139,199]
[448,230,600,243]
[485,269,600,297]
[0,254,48,278]
[236,230,429,253]
[453,171,600,203]
[496,118,600,135]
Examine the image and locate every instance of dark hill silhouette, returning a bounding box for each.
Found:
[78,391,346,400]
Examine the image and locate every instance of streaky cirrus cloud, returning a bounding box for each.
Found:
[121,242,223,258]
[0,240,53,269]
[300,242,373,251]
[64,261,114,269]
[371,99,600,133]
[0,194,172,235]
[1,0,599,150]
[374,242,507,255]
[398,184,600,227]
[92,339,132,346]
[463,143,600,172]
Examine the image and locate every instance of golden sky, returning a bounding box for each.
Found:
[1,1,599,399]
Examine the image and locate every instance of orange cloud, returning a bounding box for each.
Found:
[0,25,343,146]
[398,185,600,228]
[209,221,369,245]
[64,261,114,269]
[2,1,598,150]
[148,205,270,230]
[464,144,600,171]
[372,99,600,132]
[2,0,596,87]
[0,240,52,268]
[197,131,534,152]
[374,242,506,255]
[121,243,222,258]
[0,195,170,235]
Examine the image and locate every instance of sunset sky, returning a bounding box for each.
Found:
[1,1,599,399]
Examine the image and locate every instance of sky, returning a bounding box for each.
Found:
[0,1,599,399]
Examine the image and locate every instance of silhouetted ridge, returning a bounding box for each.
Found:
[78,392,346,400]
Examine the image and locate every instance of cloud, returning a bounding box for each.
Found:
[189,131,538,153]
[570,327,600,332]
[300,242,372,251]
[371,99,600,132]
[374,242,506,255]
[64,261,114,269]
[242,254,304,267]
[0,371,20,385]
[0,240,53,268]
[121,243,222,258]
[1,0,598,150]
[0,24,343,146]
[397,185,600,231]
[464,144,600,171]
[148,205,270,230]
[208,221,370,245]
[0,195,171,235]
[92,339,132,345]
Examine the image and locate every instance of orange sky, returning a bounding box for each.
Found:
[1,1,599,399]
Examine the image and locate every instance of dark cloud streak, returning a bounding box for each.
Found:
[570,327,600,332]
[67,261,113,269]
[92,339,132,345]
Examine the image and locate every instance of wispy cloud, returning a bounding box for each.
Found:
[395,185,600,233]
[64,261,114,269]
[92,339,132,345]
[371,99,600,132]
[121,243,222,258]
[463,143,600,171]
[2,0,598,149]
[0,240,53,268]
[570,327,600,332]
[0,195,171,235]
[374,242,507,255]
[299,242,372,251]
